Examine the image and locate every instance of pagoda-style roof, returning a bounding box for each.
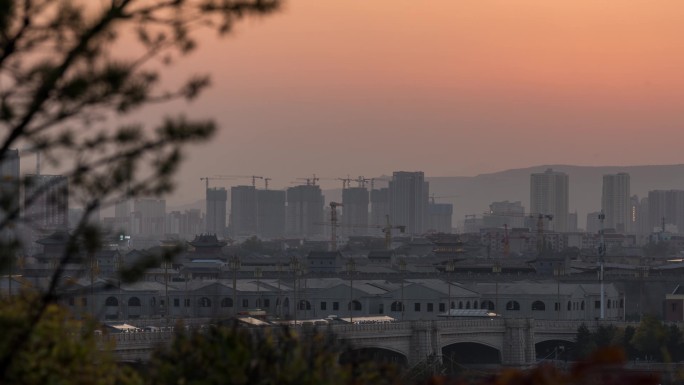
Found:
[35,230,70,246]
[188,234,227,249]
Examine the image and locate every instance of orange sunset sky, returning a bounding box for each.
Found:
[133,0,684,203]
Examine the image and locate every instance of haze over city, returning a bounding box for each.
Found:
[116,0,684,206]
[17,1,684,207]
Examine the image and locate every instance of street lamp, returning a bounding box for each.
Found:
[346,258,356,324]
[254,267,263,308]
[492,262,502,315]
[398,258,407,321]
[445,260,456,314]
[229,255,241,316]
[289,256,301,325]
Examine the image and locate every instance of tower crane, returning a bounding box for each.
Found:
[379,215,406,251]
[429,194,458,204]
[369,177,389,190]
[216,175,264,187]
[355,176,371,188]
[264,178,271,190]
[295,174,320,186]
[337,176,353,189]
[200,176,237,190]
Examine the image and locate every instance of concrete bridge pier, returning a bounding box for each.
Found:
[409,321,442,367]
[502,318,536,367]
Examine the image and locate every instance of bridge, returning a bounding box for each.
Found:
[106,319,614,366]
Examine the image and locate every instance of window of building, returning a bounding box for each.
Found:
[333,302,339,311]
[506,301,520,311]
[439,303,445,312]
[532,301,545,311]
[581,301,585,310]
[184,298,191,307]
[466,301,471,309]
[672,303,677,312]
[567,301,572,311]
[174,298,180,307]
[391,301,403,312]
[200,297,211,307]
[427,303,434,312]
[105,297,118,307]
[379,303,384,314]
[414,303,421,312]
[321,301,327,311]
[348,300,361,311]
[221,298,232,308]
[263,299,270,308]
[242,299,249,308]
[595,301,600,309]
[555,302,560,311]
[128,297,141,307]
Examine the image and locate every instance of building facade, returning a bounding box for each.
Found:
[286,184,324,239]
[530,169,569,233]
[342,187,369,236]
[602,173,631,233]
[230,185,257,237]
[206,187,227,237]
[389,171,429,235]
[256,189,286,239]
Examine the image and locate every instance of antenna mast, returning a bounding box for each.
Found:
[598,211,606,320]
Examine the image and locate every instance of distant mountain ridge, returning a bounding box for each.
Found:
[427,164,684,229]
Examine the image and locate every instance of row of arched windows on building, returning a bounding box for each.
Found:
[103,296,612,313]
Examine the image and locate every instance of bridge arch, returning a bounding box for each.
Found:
[339,347,408,368]
[442,341,502,370]
[535,339,575,361]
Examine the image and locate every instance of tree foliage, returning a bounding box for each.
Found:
[147,324,402,385]
[0,292,141,385]
[0,0,281,382]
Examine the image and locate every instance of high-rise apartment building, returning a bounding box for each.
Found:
[286,184,324,238]
[427,203,453,233]
[483,200,526,228]
[342,187,369,236]
[389,171,429,234]
[132,199,166,239]
[586,211,601,234]
[647,190,684,234]
[206,187,227,237]
[230,185,257,237]
[529,168,569,232]
[257,189,286,239]
[370,187,389,227]
[23,174,68,232]
[602,173,631,233]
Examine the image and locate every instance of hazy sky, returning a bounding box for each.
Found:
[132,0,684,204]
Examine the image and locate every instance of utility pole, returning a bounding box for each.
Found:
[493,262,501,314]
[290,256,301,325]
[346,258,356,324]
[398,258,406,321]
[230,256,241,316]
[255,267,262,308]
[598,211,606,320]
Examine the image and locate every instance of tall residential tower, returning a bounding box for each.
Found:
[529,168,569,232]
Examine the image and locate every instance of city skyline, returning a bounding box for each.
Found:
[18,0,680,205]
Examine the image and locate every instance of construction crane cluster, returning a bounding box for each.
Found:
[200,175,272,190]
